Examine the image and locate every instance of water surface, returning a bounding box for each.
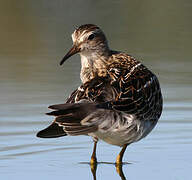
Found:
[0,0,192,180]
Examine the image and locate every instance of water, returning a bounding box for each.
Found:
[0,0,192,179]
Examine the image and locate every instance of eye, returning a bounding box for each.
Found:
[88,34,95,40]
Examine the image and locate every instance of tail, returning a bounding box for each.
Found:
[36,102,98,138]
[36,122,67,138]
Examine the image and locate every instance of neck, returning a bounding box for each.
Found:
[80,50,110,83]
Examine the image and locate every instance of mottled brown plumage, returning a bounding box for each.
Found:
[37,24,163,164]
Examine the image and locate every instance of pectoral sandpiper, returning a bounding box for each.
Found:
[37,24,163,165]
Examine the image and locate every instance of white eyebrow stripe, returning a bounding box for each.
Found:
[78,31,93,42]
[71,31,76,42]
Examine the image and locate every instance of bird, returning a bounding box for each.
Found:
[36,24,163,165]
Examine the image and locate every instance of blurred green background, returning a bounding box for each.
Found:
[0,1,192,180]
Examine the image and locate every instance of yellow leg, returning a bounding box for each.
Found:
[116,144,128,165]
[90,141,97,165]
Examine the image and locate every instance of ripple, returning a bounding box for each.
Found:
[2,146,87,159]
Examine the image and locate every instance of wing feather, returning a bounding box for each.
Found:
[37,53,162,138]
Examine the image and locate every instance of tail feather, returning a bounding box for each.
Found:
[48,103,92,110]
[46,110,72,116]
[64,125,98,136]
[36,122,66,138]
[37,102,99,138]
[55,114,83,124]
[47,103,96,117]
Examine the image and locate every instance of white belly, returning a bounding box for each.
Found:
[88,113,156,147]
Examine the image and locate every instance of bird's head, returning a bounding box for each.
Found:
[60,24,109,65]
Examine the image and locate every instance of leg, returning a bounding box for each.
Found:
[116,144,128,165]
[90,141,97,165]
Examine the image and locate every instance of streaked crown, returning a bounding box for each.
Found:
[71,24,109,53]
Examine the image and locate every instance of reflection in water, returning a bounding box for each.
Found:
[116,164,126,180]
[90,162,97,180]
[0,0,192,179]
[90,162,128,180]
